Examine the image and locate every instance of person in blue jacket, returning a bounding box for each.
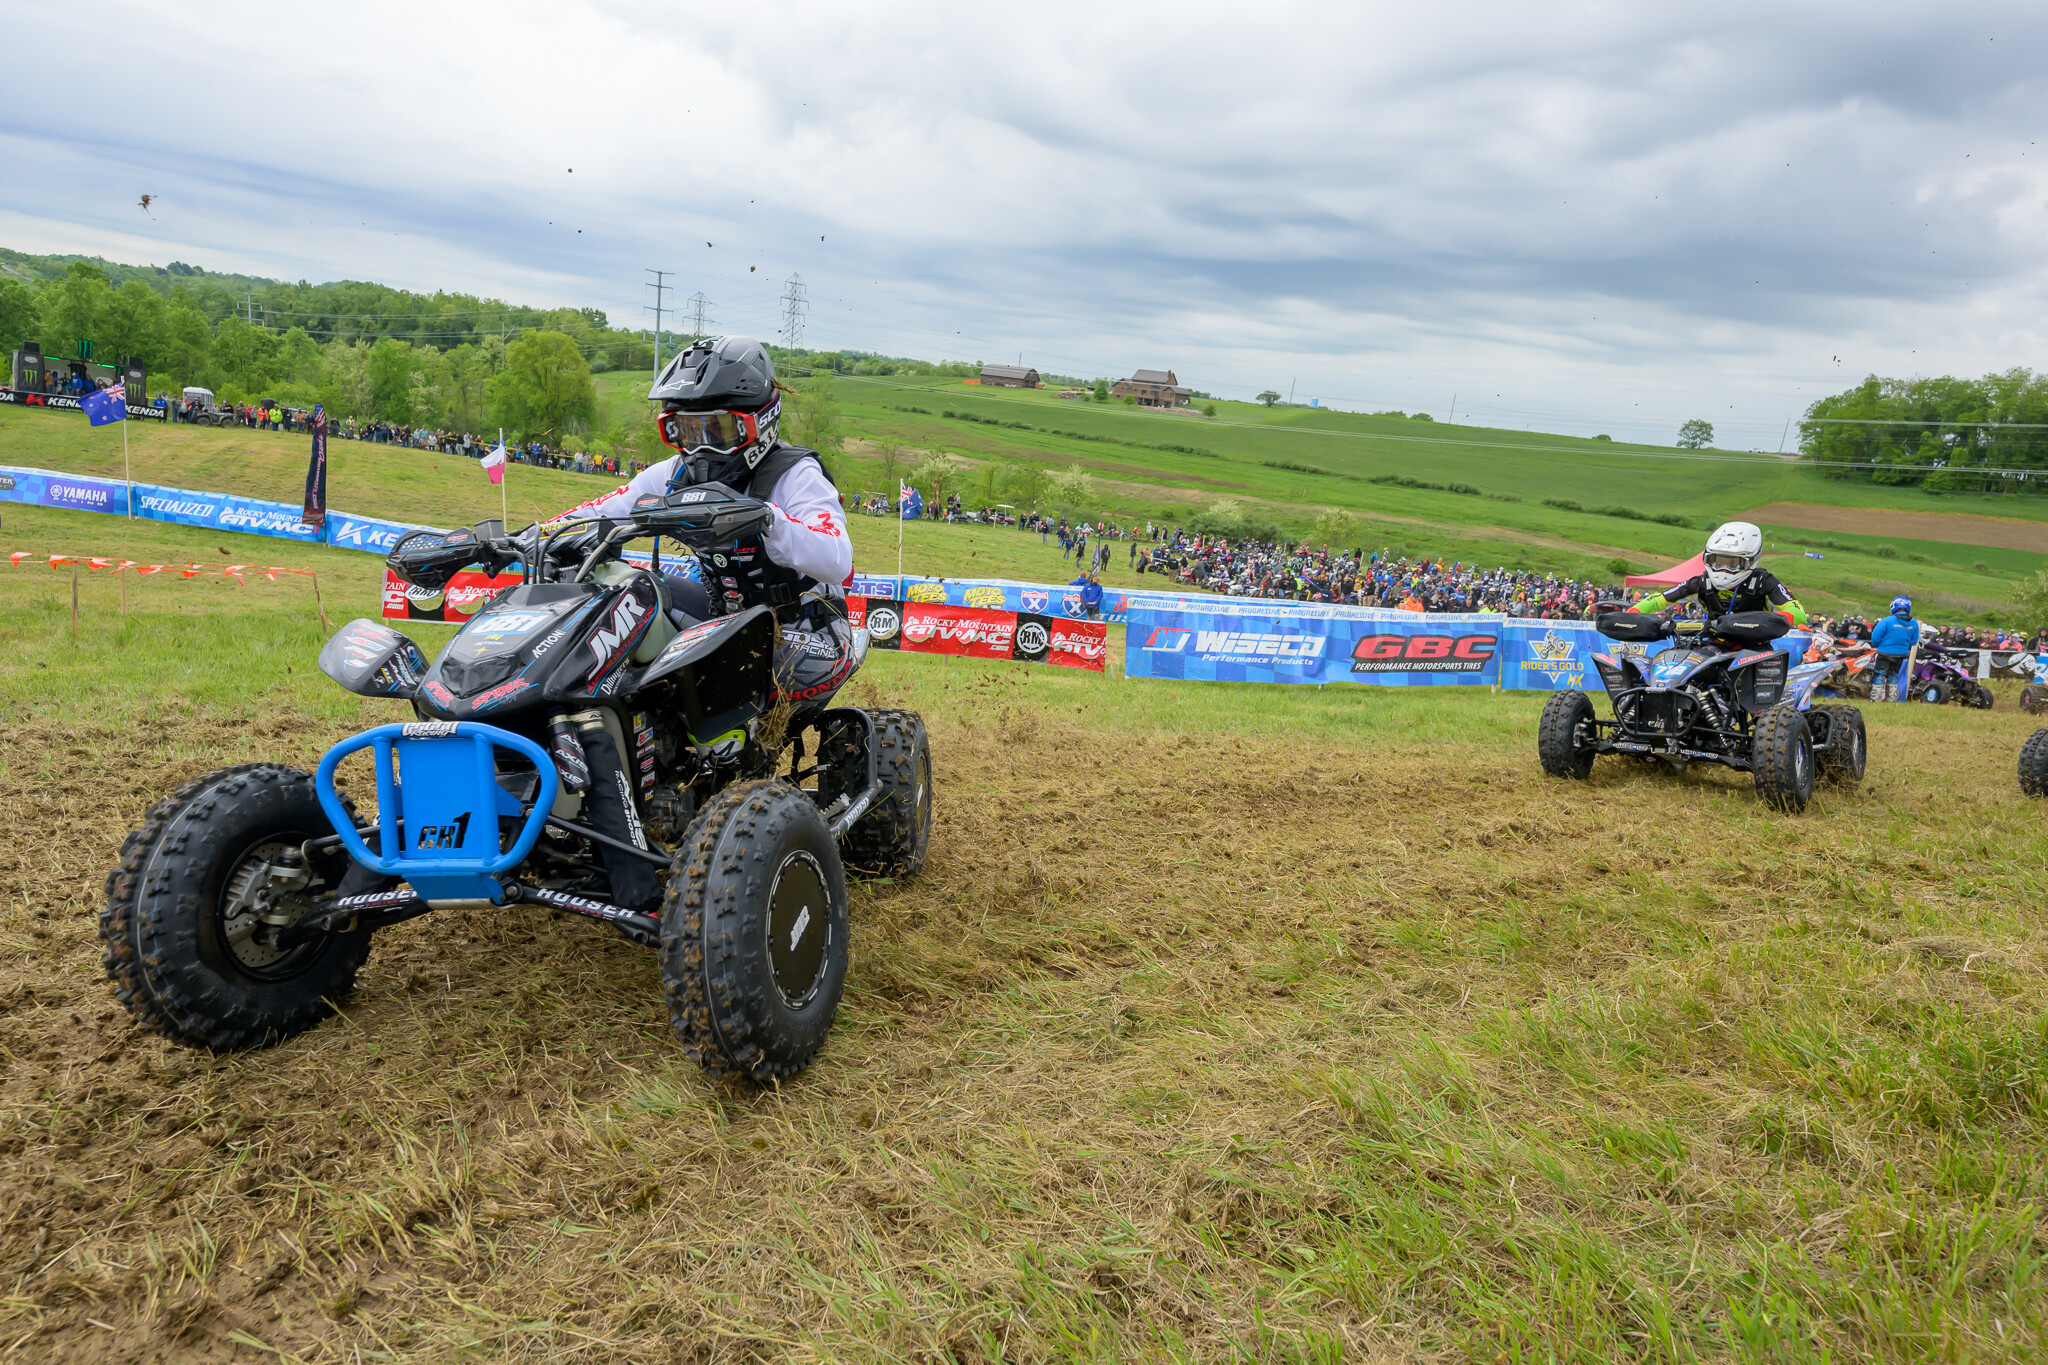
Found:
[1070,570,1105,620]
[1869,595,1921,701]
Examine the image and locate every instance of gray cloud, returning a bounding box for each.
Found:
[4,0,2044,443]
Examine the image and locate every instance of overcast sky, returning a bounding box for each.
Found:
[4,1,2044,445]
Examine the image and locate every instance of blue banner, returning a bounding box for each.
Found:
[895,576,1132,623]
[1125,604,1504,686]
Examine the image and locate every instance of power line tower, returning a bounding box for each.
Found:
[240,291,259,326]
[685,292,711,341]
[779,273,807,352]
[644,268,671,378]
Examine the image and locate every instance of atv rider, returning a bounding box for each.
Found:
[554,335,858,708]
[1630,521,1809,629]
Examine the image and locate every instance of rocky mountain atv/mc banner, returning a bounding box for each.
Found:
[850,597,1105,671]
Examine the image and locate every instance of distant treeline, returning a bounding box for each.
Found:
[1800,370,2048,494]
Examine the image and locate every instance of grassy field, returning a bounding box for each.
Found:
[3,468,2048,1359]
[57,376,2010,623]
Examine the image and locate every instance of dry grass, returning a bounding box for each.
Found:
[3,655,2047,1361]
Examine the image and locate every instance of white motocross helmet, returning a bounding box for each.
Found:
[1702,521,1763,592]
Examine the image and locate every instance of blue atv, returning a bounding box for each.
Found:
[1537,610,1864,812]
[100,486,932,1083]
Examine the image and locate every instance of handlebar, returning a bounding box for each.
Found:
[385,486,773,591]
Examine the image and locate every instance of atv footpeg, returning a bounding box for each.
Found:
[314,722,559,903]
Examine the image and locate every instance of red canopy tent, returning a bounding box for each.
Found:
[1625,553,1702,589]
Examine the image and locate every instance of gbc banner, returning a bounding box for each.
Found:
[1126,604,1503,686]
[852,597,1106,671]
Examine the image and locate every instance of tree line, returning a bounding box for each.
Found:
[1799,369,2048,494]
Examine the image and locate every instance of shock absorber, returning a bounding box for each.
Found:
[572,710,661,912]
[548,711,590,793]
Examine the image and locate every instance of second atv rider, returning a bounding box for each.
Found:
[1630,521,1809,628]
[555,335,859,707]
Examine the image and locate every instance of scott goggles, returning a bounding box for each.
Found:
[1704,552,1751,573]
[656,395,779,455]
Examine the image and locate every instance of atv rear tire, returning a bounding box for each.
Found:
[1537,690,1597,780]
[1811,704,1866,786]
[831,709,933,877]
[660,779,849,1083]
[1751,706,1816,812]
[2022,730,2048,798]
[1971,683,1995,710]
[100,764,374,1051]
[2022,685,2047,716]
[1919,681,1949,705]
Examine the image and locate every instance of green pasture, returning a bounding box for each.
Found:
[5,389,2043,623]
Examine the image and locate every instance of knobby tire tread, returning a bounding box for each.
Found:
[838,709,932,877]
[1537,690,1595,781]
[2021,729,2048,798]
[1751,706,1814,813]
[101,764,372,1051]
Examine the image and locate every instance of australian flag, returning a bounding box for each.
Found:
[80,385,127,427]
[899,482,923,520]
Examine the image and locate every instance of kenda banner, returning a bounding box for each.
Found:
[0,389,167,420]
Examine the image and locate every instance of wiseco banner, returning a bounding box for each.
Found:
[852,597,1106,671]
[1124,604,1504,687]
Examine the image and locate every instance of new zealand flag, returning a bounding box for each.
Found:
[80,385,126,427]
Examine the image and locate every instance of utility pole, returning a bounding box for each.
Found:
[1449,392,1457,425]
[779,272,807,352]
[240,291,258,325]
[644,269,671,378]
[685,292,710,341]
[1288,378,1296,407]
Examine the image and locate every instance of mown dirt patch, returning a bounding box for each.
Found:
[1742,501,2048,552]
[2,683,2045,1362]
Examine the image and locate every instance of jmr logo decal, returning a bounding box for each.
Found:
[587,594,651,672]
[1350,634,1496,673]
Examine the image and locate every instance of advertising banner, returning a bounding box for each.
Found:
[1125,603,1504,686]
[851,597,1106,672]
[896,576,1131,624]
[382,568,527,622]
[1,388,166,420]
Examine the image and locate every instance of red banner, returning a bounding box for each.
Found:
[851,597,1105,672]
[383,567,524,622]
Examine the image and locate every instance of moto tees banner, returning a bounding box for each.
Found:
[303,405,329,530]
[850,597,1106,671]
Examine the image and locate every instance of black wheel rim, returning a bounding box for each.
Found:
[766,850,831,1009]
[216,834,325,980]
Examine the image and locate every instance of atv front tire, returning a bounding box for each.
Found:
[1919,681,1949,705]
[2022,730,2048,798]
[660,779,850,1083]
[1810,704,1867,786]
[2022,685,2046,716]
[1971,683,1995,710]
[834,709,933,877]
[1537,690,1598,780]
[101,764,374,1050]
[1752,706,1816,812]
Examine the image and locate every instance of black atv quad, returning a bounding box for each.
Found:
[101,485,932,1083]
[1537,610,1864,813]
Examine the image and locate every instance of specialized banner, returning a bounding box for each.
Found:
[1125,604,1502,686]
[850,597,1106,671]
[1,388,166,420]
